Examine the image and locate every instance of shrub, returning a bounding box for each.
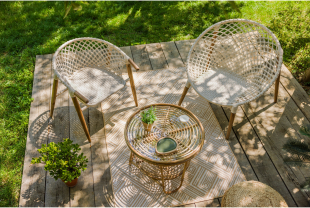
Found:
[31,138,88,183]
[270,6,310,78]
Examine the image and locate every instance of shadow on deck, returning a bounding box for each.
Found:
[19,40,310,207]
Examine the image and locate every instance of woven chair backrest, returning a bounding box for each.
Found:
[53,38,129,82]
[187,19,283,97]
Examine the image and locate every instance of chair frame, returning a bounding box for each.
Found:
[178,19,283,139]
[50,37,140,143]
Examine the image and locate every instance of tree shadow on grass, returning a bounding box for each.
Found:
[0,1,244,55]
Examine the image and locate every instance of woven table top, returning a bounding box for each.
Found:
[124,103,205,165]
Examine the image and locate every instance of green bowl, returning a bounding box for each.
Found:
[156,137,178,155]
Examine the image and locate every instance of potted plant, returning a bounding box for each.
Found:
[141,106,157,132]
[31,138,88,187]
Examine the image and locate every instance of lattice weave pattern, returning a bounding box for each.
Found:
[125,104,204,164]
[187,19,283,106]
[54,38,127,78]
[221,181,288,207]
[125,104,204,194]
[52,38,130,106]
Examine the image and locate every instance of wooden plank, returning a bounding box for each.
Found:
[222,106,297,207]
[195,198,220,207]
[174,39,195,63]
[120,46,133,73]
[19,54,53,207]
[120,46,133,60]
[280,64,310,121]
[89,105,114,207]
[45,80,70,206]
[241,83,310,206]
[69,102,95,207]
[145,43,168,70]
[160,41,185,68]
[210,103,258,181]
[131,45,152,71]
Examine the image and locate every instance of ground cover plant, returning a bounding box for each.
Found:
[31,138,88,183]
[0,1,309,206]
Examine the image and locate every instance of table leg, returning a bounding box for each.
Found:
[160,166,166,193]
[160,161,190,194]
[129,152,133,165]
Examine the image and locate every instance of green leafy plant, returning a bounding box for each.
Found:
[141,106,157,124]
[270,5,310,79]
[31,139,88,183]
[283,125,310,191]
[64,1,82,19]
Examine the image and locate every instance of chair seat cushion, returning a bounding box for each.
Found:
[192,68,259,106]
[67,67,126,106]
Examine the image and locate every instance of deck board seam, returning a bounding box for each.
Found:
[144,45,154,70]
[280,81,310,124]
[158,42,170,68]
[220,106,260,181]
[173,41,186,65]
[239,105,299,206]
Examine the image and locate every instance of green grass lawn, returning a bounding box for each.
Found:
[0,1,309,206]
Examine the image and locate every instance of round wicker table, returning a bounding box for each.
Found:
[124,103,204,194]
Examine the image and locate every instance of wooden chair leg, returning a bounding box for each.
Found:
[71,96,91,143]
[178,81,191,106]
[274,72,281,103]
[127,63,138,107]
[226,106,238,140]
[50,78,59,118]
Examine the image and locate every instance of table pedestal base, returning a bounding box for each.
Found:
[129,153,190,194]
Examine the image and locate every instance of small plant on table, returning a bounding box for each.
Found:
[31,138,88,187]
[141,106,157,131]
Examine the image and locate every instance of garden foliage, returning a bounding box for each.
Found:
[31,139,88,183]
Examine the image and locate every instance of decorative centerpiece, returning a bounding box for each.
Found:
[140,106,157,132]
[31,138,88,187]
[156,137,178,155]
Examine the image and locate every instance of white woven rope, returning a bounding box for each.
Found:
[187,19,283,107]
[52,37,130,106]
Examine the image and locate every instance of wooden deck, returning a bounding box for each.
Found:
[19,40,310,207]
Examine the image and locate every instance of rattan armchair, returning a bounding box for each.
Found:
[50,37,139,143]
[178,19,283,139]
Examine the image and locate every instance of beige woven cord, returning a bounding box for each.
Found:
[187,19,283,107]
[221,181,288,207]
[50,37,139,143]
[52,37,130,107]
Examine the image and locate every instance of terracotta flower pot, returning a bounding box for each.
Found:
[62,177,78,187]
[142,121,154,132]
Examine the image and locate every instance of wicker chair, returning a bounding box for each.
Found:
[178,19,283,139]
[50,38,139,143]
